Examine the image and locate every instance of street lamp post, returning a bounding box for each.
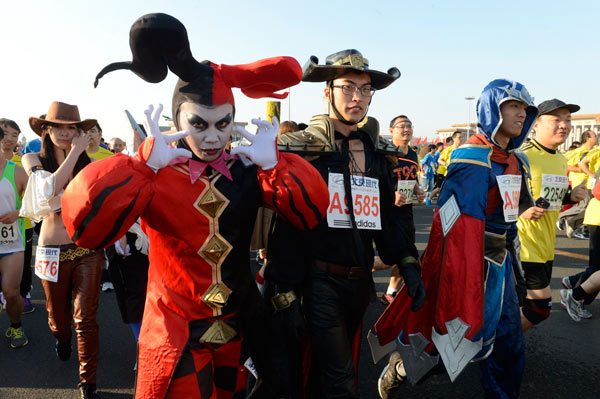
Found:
[465,96,475,138]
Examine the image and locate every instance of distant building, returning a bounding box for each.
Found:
[436,123,477,144]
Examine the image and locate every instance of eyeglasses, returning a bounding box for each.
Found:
[393,123,413,129]
[332,84,376,97]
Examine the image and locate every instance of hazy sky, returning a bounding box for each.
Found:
[2,0,599,144]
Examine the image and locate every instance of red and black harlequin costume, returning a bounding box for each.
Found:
[61,13,329,399]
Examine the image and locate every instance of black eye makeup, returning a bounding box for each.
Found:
[185,113,232,131]
[215,114,232,130]
[186,114,208,130]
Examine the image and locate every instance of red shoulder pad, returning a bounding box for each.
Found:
[258,152,329,230]
[62,154,155,250]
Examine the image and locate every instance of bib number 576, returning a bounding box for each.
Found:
[34,247,60,283]
[36,260,58,278]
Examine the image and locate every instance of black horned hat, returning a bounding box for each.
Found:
[93,13,302,129]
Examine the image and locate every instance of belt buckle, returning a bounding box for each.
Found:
[198,319,237,349]
[271,291,296,311]
[347,267,361,280]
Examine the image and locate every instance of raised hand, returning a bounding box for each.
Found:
[71,129,92,155]
[143,104,192,171]
[570,179,588,203]
[230,117,279,170]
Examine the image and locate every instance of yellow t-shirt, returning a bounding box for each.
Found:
[583,197,600,226]
[10,154,22,166]
[566,146,594,188]
[517,140,568,263]
[8,154,33,230]
[87,146,114,161]
[436,145,455,176]
[582,147,600,189]
[583,145,600,225]
[564,148,577,162]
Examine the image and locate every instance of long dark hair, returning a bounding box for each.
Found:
[39,124,91,175]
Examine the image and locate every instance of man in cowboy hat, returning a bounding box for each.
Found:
[270,49,425,398]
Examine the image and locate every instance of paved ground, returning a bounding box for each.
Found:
[1,203,598,398]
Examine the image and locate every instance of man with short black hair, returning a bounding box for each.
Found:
[421,144,437,207]
[0,125,29,348]
[377,79,538,399]
[380,115,425,304]
[0,118,35,314]
[430,133,460,200]
[86,124,114,161]
[108,137,126,154]
[276,49,425,398]
[517,99,588,332]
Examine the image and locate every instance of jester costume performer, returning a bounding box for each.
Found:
[376,79,538,398]
[60,14,329,399]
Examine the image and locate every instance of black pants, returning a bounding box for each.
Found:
[19,228,33,298]
[263,282,305,399]
[568,225,600,304]
[303,268,370,399]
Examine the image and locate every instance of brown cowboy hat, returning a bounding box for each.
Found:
[29,101,97,136]
[302,49,400,90]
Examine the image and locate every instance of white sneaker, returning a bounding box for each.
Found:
[565,224,575,238]
[579,306,592,319]
[560,289,582,322]
[561,276,572,290]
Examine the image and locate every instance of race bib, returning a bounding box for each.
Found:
[244,357,258,379]
[0,222,19,248]
[496,175,522,222]
[540,174,569,211]
[34,247,60,283]
[327,173,381,230]
[397,180,416,205]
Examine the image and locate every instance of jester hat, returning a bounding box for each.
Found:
[93,13,302,129]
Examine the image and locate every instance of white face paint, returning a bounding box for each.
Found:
[178,102,234,162]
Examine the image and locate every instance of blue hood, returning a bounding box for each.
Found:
[476,79,538,151]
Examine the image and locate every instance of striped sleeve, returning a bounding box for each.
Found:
[257,152,329,230]
[61,150,155,250]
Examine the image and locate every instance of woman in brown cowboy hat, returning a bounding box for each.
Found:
[21,101,103,399]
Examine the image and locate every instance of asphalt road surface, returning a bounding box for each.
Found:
[1,204,598,398]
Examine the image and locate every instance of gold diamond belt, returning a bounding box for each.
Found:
[56,244,93,262]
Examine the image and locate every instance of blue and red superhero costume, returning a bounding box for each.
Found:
[376,79,538,398]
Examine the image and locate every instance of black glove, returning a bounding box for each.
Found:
[399,262,426,311]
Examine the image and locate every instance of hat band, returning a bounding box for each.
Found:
[332,54,369,69]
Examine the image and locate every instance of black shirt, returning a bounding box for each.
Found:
[391,147,419,242]
[306,130,418,268]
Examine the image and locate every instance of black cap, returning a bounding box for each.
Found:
[537,98,580,115]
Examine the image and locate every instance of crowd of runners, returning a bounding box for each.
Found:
[1,12,599,399]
